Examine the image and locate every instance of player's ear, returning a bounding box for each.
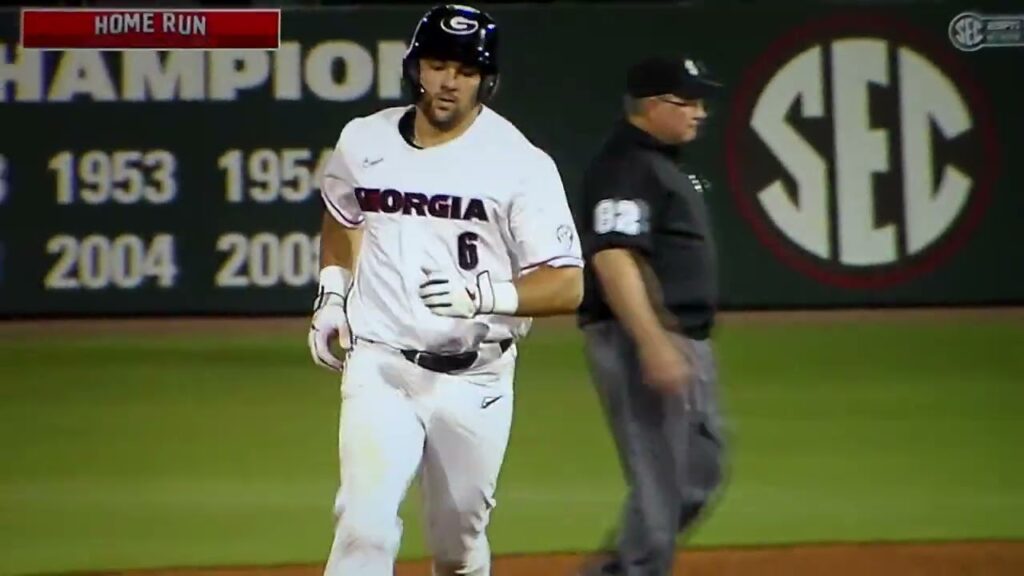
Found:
[402,57,425,102]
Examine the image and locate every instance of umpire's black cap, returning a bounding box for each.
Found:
[626,55,723,99]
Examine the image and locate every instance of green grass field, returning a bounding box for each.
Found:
[1,314,1022,576]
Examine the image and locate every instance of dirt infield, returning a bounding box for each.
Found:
[90,541,1024,576]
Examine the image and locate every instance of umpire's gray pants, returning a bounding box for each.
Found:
[582,320,727,576]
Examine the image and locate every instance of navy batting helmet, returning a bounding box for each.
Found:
[402,4,500,103]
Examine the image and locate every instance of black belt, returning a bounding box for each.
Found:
[401,339,513,373]
[681,321,712,341]
[665,306,714,340]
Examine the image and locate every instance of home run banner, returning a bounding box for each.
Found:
[0,3,1020,316]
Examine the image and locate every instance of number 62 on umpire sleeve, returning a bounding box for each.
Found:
[593,199,648,236]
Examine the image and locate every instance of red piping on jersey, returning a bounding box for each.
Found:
[521,255,585,273]
[322,191,364,228]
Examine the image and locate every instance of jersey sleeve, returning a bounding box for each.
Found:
[508,152,584,275]
[581,158,658,256]
[319,122,365,229]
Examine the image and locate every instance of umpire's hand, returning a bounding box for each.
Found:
[308,291,352,372]
[638,333,693,395]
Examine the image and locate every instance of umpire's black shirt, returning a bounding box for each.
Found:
[576,120,718,339]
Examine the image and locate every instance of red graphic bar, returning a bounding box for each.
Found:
[20,9,280,50]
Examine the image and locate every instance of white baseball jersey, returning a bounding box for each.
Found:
[321,105,583,354]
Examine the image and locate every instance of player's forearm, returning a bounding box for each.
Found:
[511,265,583,316]
[319,211,362,270]
[592,248,671,346]
[318,211,362,296]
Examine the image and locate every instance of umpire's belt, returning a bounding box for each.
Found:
[401,339,512,373]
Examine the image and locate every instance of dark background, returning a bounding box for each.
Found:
[1,0,1020,316]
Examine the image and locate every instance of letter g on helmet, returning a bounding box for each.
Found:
[441,14,480,35]
[402,4,501,103]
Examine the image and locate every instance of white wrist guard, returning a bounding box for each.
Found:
[477,272,519,315]
[491,281,519,315]
[314,265,353,310]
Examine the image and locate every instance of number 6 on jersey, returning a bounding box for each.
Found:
[458,231,479,270]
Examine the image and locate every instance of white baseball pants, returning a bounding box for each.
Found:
[323,338,516,576]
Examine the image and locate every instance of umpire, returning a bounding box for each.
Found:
[576,55,728,576]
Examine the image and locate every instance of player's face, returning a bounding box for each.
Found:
[651,96,708,144]
[418,58,483,129]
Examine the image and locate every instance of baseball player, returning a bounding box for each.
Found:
[307,5,584,576]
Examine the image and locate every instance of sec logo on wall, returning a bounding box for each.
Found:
[725,14,999,289]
